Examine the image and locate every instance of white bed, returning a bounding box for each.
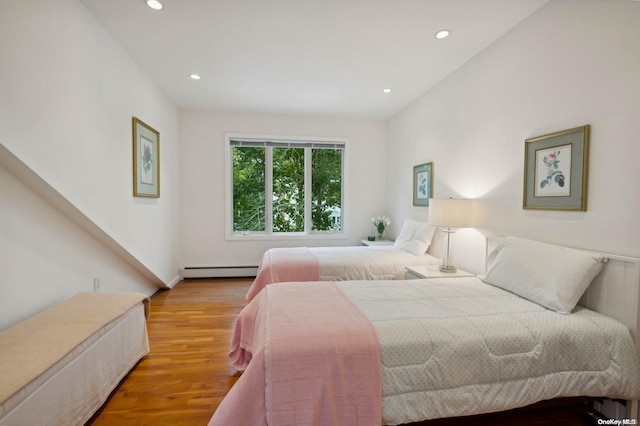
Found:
[339,277,640,424]
[0,292,150,426]
[210,236,640,425]
[246,219,441,300]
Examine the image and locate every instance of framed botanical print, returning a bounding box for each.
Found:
[523,125,589,211]
[413,162,433,206]
[132,117,160,198]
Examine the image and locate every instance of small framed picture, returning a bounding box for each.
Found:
[132,117,160,198]
[413,162,433,206]
[523,125,589,211]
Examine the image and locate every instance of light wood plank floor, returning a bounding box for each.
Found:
[87,278,598,426]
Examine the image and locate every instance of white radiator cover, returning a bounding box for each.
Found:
[180,266,258,279]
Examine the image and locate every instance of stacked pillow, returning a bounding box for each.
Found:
[393,219,437,256]
[480,237,607,314]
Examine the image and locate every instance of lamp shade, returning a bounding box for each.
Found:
[428,198,473,228]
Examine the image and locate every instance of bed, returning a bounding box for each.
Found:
[210,237,640,425]
[0,292,150,426]
[246,219,441,301]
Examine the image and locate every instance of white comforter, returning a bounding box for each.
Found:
[336,277,640,425]
[246,245,441,301]
[313,245,440,281]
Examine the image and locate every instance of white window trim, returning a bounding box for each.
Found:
[224,133,349,241]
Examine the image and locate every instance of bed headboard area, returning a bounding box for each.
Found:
[580,252,640,351]
[486,236,640,357]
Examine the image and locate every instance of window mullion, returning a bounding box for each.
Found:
[304,148,312,233]
[266,147,273,234]
[340,148,345,232]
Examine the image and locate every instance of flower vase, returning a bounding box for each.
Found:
[377,231,385,241]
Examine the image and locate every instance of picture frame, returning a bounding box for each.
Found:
[523,125,589,211]
[132,117,160,198]
[413,162,433,206]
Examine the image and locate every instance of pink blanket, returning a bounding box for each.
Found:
[209,282,381,426]
[246,247,320,301]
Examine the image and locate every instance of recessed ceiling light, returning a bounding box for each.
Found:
[382,88,392,94]
[189,74,201,80]
[435,29,451,40]
[145,0,163,11]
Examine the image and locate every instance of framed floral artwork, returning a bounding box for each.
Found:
[523,125,589,211]
[133,117,160,198]
[413,162,433,206]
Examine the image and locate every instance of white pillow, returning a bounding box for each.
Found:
[480,237,606,314]
[393,219,436,256]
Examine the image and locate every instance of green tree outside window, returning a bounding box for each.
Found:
[231,142,343,234]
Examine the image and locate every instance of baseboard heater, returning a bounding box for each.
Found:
[180,266,258,279]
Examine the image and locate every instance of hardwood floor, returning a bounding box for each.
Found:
[87,278,249,426]
[87,278,599,426]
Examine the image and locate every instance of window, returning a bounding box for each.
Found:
[227,135,346,238]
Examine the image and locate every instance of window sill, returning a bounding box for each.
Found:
[226,232,348,242]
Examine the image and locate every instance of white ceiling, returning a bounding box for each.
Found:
[80,0,548,120]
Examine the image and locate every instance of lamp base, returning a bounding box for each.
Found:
[439,265,457,273]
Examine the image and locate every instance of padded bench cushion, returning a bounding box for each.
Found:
[0,292,149,407]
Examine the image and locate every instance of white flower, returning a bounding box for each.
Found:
[372,215,391,234]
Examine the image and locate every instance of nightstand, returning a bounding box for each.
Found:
[405,265,475,279]
[361,239,394,246]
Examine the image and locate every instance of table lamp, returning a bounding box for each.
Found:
[428,198,474,273]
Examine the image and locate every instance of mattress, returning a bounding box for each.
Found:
[0,293,150,426]
[336,278,640,425]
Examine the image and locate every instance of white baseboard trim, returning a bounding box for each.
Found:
[180,266,258,279]
[167,275,182,288]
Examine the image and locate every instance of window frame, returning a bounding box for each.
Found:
[225,133,349,241]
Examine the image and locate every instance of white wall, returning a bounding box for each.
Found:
[0,166,159,329]
[0,0,180,328]
[387,0,640,273]
[179,110,387,267]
